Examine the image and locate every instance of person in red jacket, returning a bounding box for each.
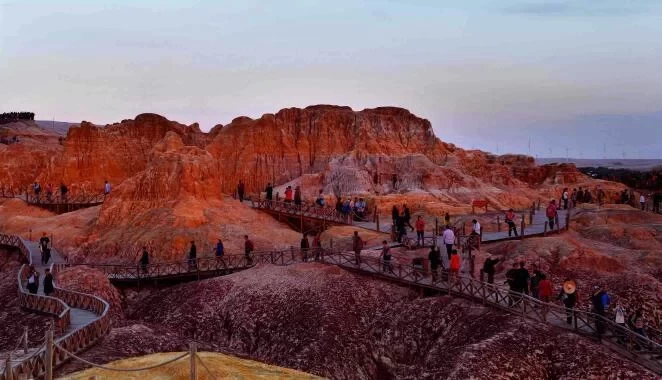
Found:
[538,274,553,321]
[415,216,425,246]
[450,249,461,283]
[546,200,558,230]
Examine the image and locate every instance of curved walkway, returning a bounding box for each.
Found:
[0,234,110,380]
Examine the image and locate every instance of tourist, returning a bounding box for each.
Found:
[546,200,558,230]
[60,183,68,202]
[379,240,393,273]
[403,204,414,232]
[294,186,302,207]
[237,180,245,202]
[188,241,197,269]
[570,188,578,208]
[215,239,224,264]
[342,199,351,216]
[27,265,39,294]
[428,245,441,281]
[444,212,451,226]
[300,233,310,261]
[244,235,254,265]
[591,285,608,338]
[356,198,366,219]
[630,308,647,339]
[336,197,343,214]
[46,183,53,202]
[104,180,111,196]
[391,205,399,225]
[312,232,322,261]
[350,198,356,214]
[284,186,293,204]
[352,231,364,266]
[538,274,553,321]
[449,249,460,282]
[415,215,425,246]
[442,225,455,260]
[265,183,273,207]
[557,279,578,325]
[43,268,54,296]
[640,193,646,211]
[584,189,593,203]
[140,246,149,274]
[39,233,50,264]
[562,188,569,210]
[33,182,41,202]
[515,261,530,296]
[529,264,543,299]
[396,212,407,243]
[481,255,499,284]
[577,187,585,204]
[43,246,51,266]
[505,209,518,237]
[315,190,325,207]
[505,262,520,306]
[614,302,626,344]
[471,219,481,235]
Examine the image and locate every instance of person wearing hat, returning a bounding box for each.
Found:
[557,279,578,325]
[591,284,609,338]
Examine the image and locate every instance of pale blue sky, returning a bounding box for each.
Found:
[1,0,661,158]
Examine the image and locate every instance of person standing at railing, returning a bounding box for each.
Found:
[403,204,414,232]
[104,180,111,196]
[188,241,197,270]
[33,181,41,202]
[378,240,393,273]
[505,262,520,307]
[395,213,407,243]
[514,262,530,296]
[505,209,518,237]
[391,205,399,225]
[570,188,578,208]
[352,231,364,266]
[215,239,224,266]
[442,225,455,260]
[529,264,544,299]
[300,233,310,262]
[640,193,646,211]
[139,247,150,274]
[481,255,499,284]
[428,245,440,280]
[39,232,50,264]
[265,183,273,208]
[244,235,254,265]
[237,180,245,202]
[312,232,322,261]
[449,249,460,283]
[284,186,293,205]
[590,284,610,338]
[614,302,627,344]
[27,265,39,294]
[415,216,425,246]
[546,200,558,230]
[60,183,68,203]
[562,188,569,210]
[315,190,325,207]
[46,183,53,202]
[43,268,54,296]
[538,274,552,321]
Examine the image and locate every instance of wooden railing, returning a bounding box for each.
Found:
[1,234,110,380]
[25,192,106,206]
[251,199,352,225]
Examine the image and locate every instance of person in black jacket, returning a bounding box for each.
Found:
[505,262,520,306]
[558,279,578,325]
[43,268,54,296]
[515,262,530,296]
[300,233,310,262]
[265,183,273,207]
[428,245,441,281]
[188,241,197,269]
[482,255,500,284]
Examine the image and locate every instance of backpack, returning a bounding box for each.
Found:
[546,204,557,218]
[601,292,611,310]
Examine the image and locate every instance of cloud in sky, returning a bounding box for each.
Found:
[0,0,661,158]
[502,0,657,17]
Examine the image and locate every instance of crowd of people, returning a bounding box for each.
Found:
[28,180,112,203]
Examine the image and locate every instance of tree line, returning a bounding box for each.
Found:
[0,112,35,124]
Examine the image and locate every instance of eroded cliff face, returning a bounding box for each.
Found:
[37,114,209,193]
[206,106,454,194]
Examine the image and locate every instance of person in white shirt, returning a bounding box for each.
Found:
[104,180,111,195]
[471,219,481,235]
[442,226,455,260]
[640,194,646,211]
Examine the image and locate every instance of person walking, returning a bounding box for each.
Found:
[614,302,627,344]
[60,183,68,202]
[244,235,254,265]
[444,212,451,226]
[316,190,325,207]
[104,180,111,196]
[215,239,225,266]
[396,212,407,243]
[391,205,399,225]
[546,200,558,230]
[471,219,481,235]
[139,247,149,274]
[538,274,553,321]
[505,209,518,237]
[188,241,197,270]
[46,183,53,202]
[300,233,310,261]
[482,255,499,284]
[449,249,461,283]
[557,279,578,325]
[43,268,54,296]
[39,233,50,264]
[591,285,608,338]
[352,231,364,266]
[237,180,245,202]
[442,225,455,260]
[403,204,414,232]
[284,186,293,204]
[631,309,647,339]
[515,261,530,296]
[505,262,520,307]
[265,183,273,207]
[415,216,425,246]
[570,188,578,208]
[530,265,543,299]
[43,246,51,266]
[27,265,39,294]
[379,240,393,273]
[428,245,441,281]
[640,193,646,211]
[33,182,41,202]
[562,188,569,210]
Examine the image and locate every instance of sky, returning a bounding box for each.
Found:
[1,0,661,158]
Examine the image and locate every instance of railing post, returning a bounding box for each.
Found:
[544,221,548,236]
[189,342,197,380]
[497,216,501,232]
[565,211,570,231]
[529,210,533,224]
[23,326,28,354]
[45,328,54,380]
[375,213,380,232]
[520,216,525,240]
